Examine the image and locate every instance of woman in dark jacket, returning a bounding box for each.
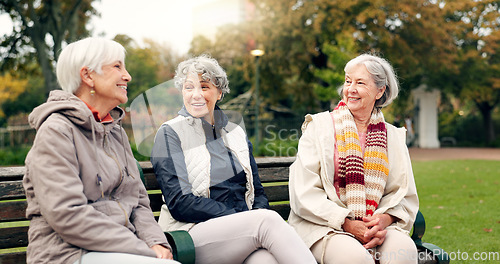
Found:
[151,55,316,264]
[23,37,178,264]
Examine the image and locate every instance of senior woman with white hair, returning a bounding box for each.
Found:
[23,37,178,264]
[288,53,419,264]
[151,55,316,264]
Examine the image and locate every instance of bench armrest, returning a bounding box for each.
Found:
[411,210,426,244]
[411,210,450,264]
[165,230,196,264]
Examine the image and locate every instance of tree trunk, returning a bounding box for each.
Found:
[29,26,58,97]
[476,102,495,144]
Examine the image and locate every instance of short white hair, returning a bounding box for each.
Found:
[340,53,399,108]
[56,37,126,94]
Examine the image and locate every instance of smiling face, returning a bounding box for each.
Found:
[91,60,131,106]
[182,73,222,124]
[343,63,385,118]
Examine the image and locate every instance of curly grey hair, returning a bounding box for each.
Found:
[174,55,230,96]
[338,53,399,108]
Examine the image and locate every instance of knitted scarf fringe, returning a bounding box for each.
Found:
[333,101,389,220]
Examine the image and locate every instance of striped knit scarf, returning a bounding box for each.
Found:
[333,101,389,220]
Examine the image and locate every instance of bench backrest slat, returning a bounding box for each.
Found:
[0,252,26,264]
[0,201,27,221]
[0,181,26,200]
[0,226,29,249]
[0,167,25,180]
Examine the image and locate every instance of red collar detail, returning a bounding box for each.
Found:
[83,101,114,123]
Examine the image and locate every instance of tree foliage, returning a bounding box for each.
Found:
[114,35,185,103]
[312,35,357,108]
[0,73,27,118]
[247,0,499,143]
[0,0,97,95]
[250,0,461,116]
[189,24,255,103]
[441,0,500,143]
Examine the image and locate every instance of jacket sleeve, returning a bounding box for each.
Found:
[247,139,270,209]
[289,114,352,231]
[151,125,237,223]
[122,132,170,250]
[26,120,156,257]
[130,182,171,250]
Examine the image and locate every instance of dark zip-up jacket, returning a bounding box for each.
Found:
[151,106,268,224]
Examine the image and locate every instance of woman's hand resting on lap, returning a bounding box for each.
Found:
[151,244,173,259]
[343,214,396,249]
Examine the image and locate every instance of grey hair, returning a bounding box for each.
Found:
[339,53,399,108]
[174,54,230,95]
[56,37,126,94]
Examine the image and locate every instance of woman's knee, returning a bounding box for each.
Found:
[253,208,282,219]
[243,249,278,264]
[377,230,418,264]
[247,209,285,225]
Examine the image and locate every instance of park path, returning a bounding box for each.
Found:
[408,147,500,161]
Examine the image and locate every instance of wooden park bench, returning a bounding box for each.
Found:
[1,157,448,264]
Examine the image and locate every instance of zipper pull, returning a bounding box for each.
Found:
[97,174,104,198]
[123,166,134,179]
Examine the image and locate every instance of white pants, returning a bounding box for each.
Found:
[311,229,418,264]
[188,209,316,264]
[73,252,180,264]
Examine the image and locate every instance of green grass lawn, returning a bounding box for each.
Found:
[412,160,500,263]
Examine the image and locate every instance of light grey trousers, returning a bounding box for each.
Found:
[73,252,180,264]
[188,209,317,264]
[310,229,418,264]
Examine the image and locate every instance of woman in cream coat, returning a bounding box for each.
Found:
[288,54,419,264]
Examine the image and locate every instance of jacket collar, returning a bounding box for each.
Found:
[29,90,125,133]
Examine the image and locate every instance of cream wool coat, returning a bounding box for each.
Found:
[288,111,419,248]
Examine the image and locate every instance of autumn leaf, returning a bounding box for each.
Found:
[0,73,28,117]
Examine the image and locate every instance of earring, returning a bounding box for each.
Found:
[90,89,95,96]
